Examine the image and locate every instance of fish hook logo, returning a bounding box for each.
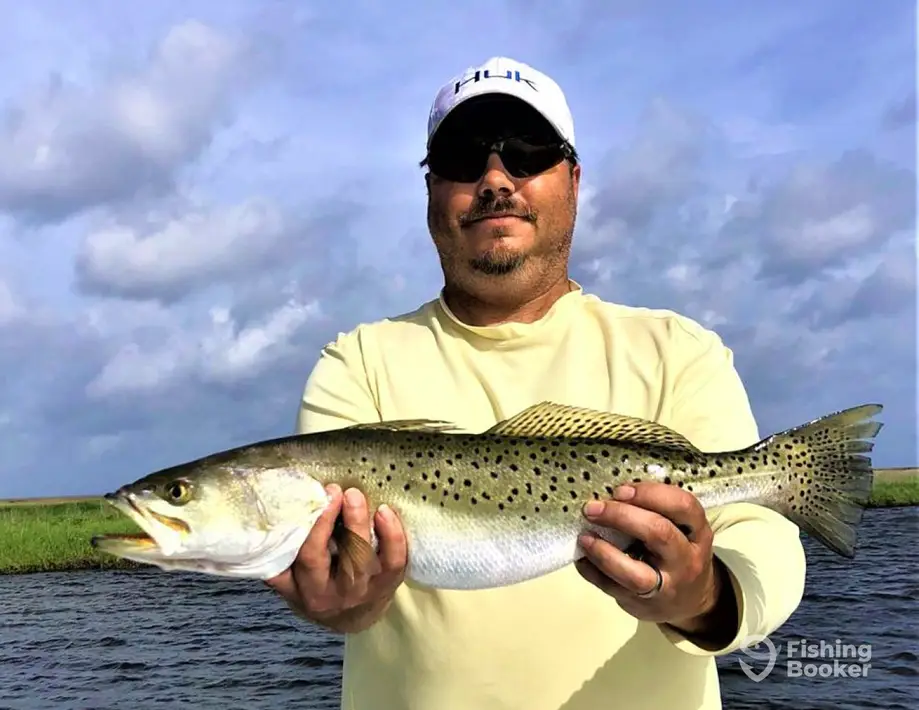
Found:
[738,634,778,682]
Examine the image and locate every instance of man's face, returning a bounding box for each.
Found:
[424,97,581,300]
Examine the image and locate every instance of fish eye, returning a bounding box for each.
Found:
[164,480,192,505]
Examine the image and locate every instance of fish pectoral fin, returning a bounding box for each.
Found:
[332,525,380,583]
[486,402,700,451]
[343,419,465,434]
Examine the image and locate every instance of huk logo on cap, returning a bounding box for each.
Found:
[453,69,538,95]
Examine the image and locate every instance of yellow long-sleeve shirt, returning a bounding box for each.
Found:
[296,283,806,710]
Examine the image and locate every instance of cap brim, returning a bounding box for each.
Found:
[427,91,568,149]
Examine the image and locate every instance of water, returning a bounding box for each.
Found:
[0,507,915,710]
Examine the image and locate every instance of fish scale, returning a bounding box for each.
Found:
[91,400,884,587]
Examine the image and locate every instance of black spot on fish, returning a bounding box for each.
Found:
[582,471,591,481]
[586,454,597,464]
[510,464,519,472]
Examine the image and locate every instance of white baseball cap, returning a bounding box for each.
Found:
[426,57,576,150]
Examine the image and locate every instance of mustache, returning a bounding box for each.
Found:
[459,196,537,227]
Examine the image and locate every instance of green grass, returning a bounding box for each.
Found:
[0,468,916,575]
[866,468,919,508]
[0,498,143,574]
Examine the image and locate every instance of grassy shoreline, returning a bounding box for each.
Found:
[1,468,916,576]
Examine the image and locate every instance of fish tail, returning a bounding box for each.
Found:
[759,404,883,558]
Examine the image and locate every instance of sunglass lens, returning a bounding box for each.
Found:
[427,144,489,182]
[427,138,566,182]
[500,139,566,177]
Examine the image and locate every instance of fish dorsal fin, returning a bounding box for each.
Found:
[342,419,465,434]
[485,402,699,452]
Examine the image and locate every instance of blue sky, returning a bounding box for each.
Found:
[0,1,915,498]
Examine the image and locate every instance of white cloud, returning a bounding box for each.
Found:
[0,278,23,325]
[75,195,288,301]
[86,297,321,399]
[0,20,247,221]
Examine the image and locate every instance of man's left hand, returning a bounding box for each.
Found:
[576,482,734,637]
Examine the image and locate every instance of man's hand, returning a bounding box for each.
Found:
[576,482,737,644]
[264,484,408,634]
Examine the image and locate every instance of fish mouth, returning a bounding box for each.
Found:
[90,489,188,557]
[90,531,159,553]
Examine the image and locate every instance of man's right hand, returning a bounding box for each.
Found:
[264,484,408,634]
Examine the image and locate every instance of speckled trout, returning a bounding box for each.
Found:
[91,401,882,588]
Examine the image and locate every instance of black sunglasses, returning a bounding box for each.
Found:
[422,137,576,183]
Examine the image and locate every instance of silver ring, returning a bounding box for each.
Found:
[636,565,663,599]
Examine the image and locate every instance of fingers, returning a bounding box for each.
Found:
[583,483,707,563]
[374,503,408,580]
[614,483,709,542]
[263,568,299,601]
[335,488,374,600]
[264,485,409,629]
[577,533,662,596]
[292,484,342,592]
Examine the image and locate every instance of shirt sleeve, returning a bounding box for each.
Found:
[657,318,807,656]
[295,328,382,435]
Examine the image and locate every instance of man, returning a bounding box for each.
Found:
[266,57,806,710]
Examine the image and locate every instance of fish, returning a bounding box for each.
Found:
[90,401,883,589]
